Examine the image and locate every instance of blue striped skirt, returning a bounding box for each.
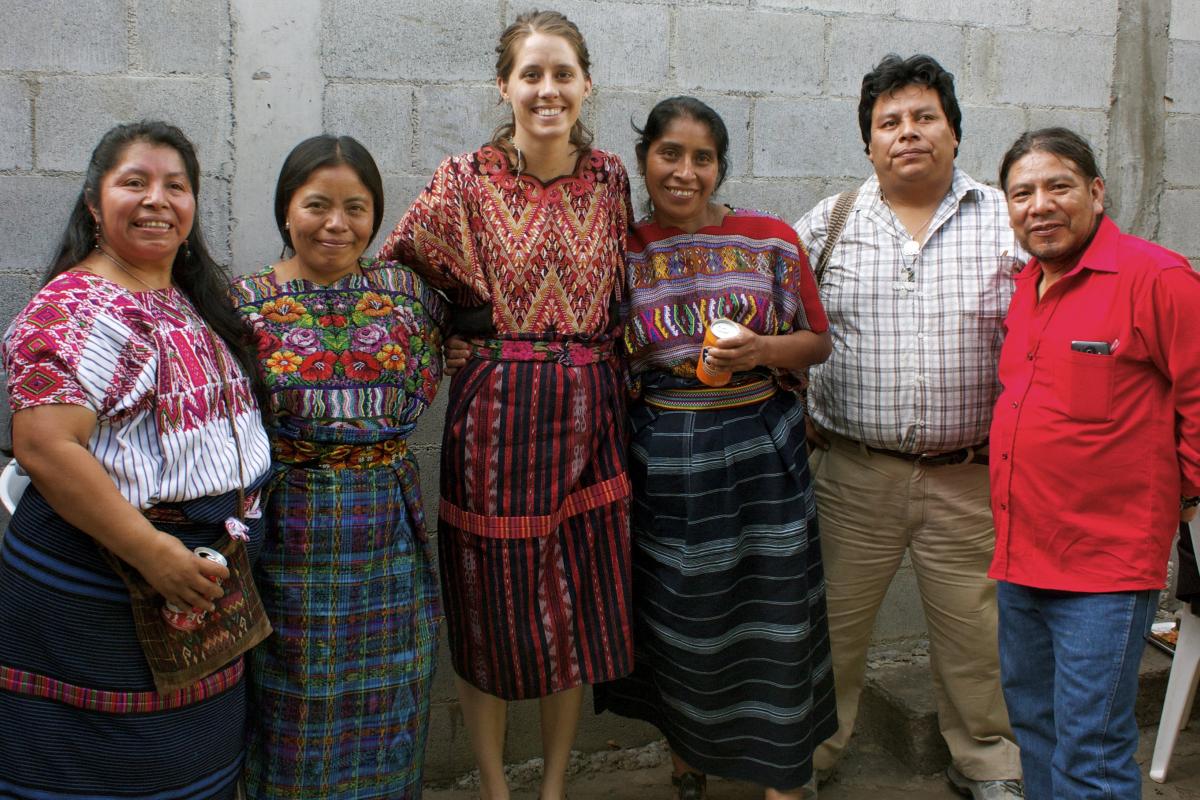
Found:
[595,382,837,791]
[0,485,262,800]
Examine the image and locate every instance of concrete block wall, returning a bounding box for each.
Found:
[1,0,1198,780]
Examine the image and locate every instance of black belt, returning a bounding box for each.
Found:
[863,442,988,467]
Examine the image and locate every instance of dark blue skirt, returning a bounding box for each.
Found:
[0,484,263,800]
[595,381,837,791]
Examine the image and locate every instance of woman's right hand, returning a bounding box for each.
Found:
[443,334,470,376]
[132,531,229,612]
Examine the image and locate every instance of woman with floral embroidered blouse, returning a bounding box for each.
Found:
[231,135,444,799]
[376,10,633,800]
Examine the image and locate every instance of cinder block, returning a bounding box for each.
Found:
[1166,115,1200,188]
[593,91,751,182]
[0,176,80,272]
[992,30,1113,109]
[325,83,417,176]
[826,17,965,99]
[197,173,231,266]
[35,77,232,174]
[1160,189,1200,259]
[1171,1,1200,42]
[1027,0,1119,35]
[423,699,478,782]
[753,97,864,179]
[674,8,825,95]
[0,0,124,72]
[135,0,230,73]
[1025,108,1109,166]
[0,78,32,171]
[506,0,670,90]
[416,86,508,172]
[871,558,929,643]
[894,0,1028,27]
[0,273,40,337]
[378,175,440,251]
[760,0,897,14]
[1168,41,1200,114]
[955,105,1027,188]
[322,0,495,82]
[719,177,833,228]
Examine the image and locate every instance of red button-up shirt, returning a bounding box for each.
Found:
[989,216,1200,592]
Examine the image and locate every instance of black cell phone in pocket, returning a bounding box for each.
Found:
[1070,340,1111,355]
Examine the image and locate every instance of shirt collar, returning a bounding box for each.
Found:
[862,166,987,213]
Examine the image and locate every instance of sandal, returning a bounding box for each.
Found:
[672,771,707,800]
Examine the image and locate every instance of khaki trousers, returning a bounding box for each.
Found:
[809,432,1021,781]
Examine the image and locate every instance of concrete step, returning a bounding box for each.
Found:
[854,644,1198,774]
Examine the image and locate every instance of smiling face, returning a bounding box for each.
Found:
[498,31,591,150]
[285,163,375,282]
[867,84,959,191]
[1004,150,1105,274]
[641,115,722,233]
[91,141,195,270]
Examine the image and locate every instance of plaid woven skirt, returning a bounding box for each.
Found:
[244,449,440,799]
[595,381,837,791]
[438,345,634,700]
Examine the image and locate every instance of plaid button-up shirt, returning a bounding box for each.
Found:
[794,168,1025,453]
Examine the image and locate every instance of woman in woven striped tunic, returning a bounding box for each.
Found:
[377,11,633,800]
[232,136,445,799]
[0,121,272,800]
[594,97,837,800]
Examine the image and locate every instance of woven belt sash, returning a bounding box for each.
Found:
[467,337,615,366]
[273,437,409,470]
[643,378,777,411]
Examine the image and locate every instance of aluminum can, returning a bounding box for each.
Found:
[194,547,227,587]
[160,547,227,631]
[696,318,740,387]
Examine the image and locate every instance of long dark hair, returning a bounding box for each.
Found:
[489,9,594,158]
[45,120,266,408]
[273,134,385,258]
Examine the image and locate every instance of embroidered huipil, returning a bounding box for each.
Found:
[989,216,1200,592]
[4,271,271,506]
[794,169,1025,452]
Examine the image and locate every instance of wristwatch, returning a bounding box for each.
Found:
[1182,495,1200,511]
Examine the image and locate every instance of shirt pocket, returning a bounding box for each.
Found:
[1061,350,1116,422]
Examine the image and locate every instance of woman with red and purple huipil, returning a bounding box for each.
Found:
[377,11,633,800]
[595,97,836,800]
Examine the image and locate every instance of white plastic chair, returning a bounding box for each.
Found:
[1149,519,1200,783]
[0,458,30,515]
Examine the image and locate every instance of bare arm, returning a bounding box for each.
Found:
[702,324,832,375]
[13,404,228,610]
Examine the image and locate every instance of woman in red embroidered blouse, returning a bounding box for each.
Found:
[377,11,633,800]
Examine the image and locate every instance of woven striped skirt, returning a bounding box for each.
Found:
[594,378,837,791]
[244,432,440,800]
[0,485,261,800]
[438,336,634,700]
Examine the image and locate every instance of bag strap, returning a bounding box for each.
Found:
[814,188,859,286]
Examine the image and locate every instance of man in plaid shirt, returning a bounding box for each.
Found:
[795,54,1024,800]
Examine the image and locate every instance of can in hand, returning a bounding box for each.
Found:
[696,318,740,387]
[160,547,228,631]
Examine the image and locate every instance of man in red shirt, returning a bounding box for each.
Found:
[990,127,1200,800]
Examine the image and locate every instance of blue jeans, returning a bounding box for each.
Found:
[997,581,1156,800]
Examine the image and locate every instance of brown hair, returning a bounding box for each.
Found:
[490,9,594,156]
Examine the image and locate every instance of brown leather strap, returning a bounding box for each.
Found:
[815,188,859,286]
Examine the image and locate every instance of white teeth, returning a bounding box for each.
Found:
[137,221,170,229]
[667,189,696,198]
[535,108,563,117]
